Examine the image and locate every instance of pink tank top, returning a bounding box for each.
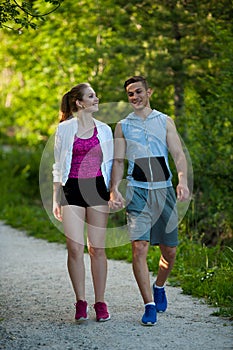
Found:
[69,127,103,178]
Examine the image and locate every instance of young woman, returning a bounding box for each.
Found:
[52,83,113,322]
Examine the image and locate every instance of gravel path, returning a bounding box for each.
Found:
[0,222,232,350]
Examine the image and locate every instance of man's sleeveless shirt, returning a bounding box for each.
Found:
[120,109,173,189]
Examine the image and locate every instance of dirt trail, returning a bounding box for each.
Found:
[0,222,232,350]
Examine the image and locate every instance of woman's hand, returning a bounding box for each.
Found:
[53,201,62,221]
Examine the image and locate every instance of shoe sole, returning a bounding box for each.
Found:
[156,307,167,313]
[141,321,156,326]
[75,317,88,323]
[97,315,111,322]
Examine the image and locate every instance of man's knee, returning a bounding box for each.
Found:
[159,246,176,269]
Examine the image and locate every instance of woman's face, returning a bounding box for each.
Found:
[78,87,99,112]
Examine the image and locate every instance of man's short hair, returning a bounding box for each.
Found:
[124,76,149,90]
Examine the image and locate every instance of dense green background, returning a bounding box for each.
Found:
[0,0,232,317]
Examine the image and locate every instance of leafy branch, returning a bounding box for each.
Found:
[0,0,63,32]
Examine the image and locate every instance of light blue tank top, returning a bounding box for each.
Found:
[120,109,173,189]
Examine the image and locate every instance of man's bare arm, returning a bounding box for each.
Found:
[109,123,126,209]
[166,117,190,201]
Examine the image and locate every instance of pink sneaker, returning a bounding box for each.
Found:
[75,300,88,322]
[94,302,111,322]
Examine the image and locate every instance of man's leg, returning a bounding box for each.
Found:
[153,244,177,313]
[132,240,153,304]
[155,244,177,286]
[132,240,157,325]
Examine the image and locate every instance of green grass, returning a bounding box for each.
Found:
[0,146,232,320]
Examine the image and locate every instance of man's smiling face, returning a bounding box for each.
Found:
[126,81,152,112]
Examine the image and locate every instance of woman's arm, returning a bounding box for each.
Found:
[53,182,62,221]
[52,127,63,221]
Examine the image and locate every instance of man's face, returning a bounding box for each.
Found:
[126,82,151,111]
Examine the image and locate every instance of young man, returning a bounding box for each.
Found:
[109,76,189,326]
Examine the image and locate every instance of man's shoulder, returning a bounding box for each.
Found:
[151,109,167,119]
[120,112,135,123]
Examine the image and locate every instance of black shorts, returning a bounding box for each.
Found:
[61,176,110,208]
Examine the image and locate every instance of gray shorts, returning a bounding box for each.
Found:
[126,186,178,246]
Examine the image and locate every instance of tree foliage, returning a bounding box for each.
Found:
[0,0,63,31]
[0,0,232,244]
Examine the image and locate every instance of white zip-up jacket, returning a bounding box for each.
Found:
[52,117,113,189]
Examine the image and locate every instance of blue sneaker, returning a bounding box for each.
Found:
[141,304,157,326]
[153,285,167,312]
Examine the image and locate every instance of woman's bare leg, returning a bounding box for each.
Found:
[62,205,86,301]
[86,205,109,303]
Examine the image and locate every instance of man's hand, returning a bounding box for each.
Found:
[176,183,190,202]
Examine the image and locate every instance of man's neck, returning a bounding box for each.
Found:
[133,107,153,119]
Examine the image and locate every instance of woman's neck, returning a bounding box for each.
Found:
[75,111,94,126]
[75,112,95,138]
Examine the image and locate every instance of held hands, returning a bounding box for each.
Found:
[176,183,190,202]
[108,189,125,210]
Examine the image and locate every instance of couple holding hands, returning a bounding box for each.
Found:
[52,76,189,326]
